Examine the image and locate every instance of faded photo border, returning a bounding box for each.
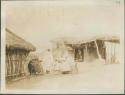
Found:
[1,0,125,94]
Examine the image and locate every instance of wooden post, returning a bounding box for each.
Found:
[84,44,88,61]
[111,42,113,64]
[20,52,23,76]
[20,50,26,76]
[17,57,20,76]
[73,47,75,61]
[86,44,88,53]
[11,53,14,78]
[6,53,9,77]
[17,51,20,76]
[15,50,19,76]
[94,40,101,59]
[113,43,116,63]
[10,53,14,78]
[74,47,76,60]
[82,47,85,61]
[8,52,11,77]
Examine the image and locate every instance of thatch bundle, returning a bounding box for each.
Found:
[52,34,120,45]
[6,28,36,51]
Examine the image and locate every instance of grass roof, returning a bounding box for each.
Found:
[6,28,36,51]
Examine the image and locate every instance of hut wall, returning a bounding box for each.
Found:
[105,42,120,64]
[74,47,84,62]
[96,40,106,60]
[83,42,98,62]
[6,49,29,79]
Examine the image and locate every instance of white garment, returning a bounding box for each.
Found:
[60,51,72,72]
[53,59,61,71]
[43,51,54,72]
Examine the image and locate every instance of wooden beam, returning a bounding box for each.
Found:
[94,40,101,59]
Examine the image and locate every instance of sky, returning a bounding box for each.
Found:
[2,0,124,53]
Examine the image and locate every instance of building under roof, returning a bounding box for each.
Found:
[6,28,36,81]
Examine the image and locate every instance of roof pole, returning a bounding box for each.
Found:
[94,40,101,59]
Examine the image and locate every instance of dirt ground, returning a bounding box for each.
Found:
[6,61,124,94]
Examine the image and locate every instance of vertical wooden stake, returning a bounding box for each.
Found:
[94,40,101,59]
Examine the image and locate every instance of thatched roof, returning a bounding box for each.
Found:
[6,28,36,51]
[51,37,83,45]
[95,35,120,43]
[52,34,120,45]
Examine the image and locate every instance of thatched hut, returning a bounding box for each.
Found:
[52,35,120,64]
[6,28,36,80]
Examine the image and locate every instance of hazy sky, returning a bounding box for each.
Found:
[2,0,124,52]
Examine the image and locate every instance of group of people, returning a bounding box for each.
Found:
[28,59,43,75]
[42,49,78,74]
[28,46,78,75]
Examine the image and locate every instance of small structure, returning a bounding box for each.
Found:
[96,35,120,64]
[52,35,120,64]
[6,28,36,80]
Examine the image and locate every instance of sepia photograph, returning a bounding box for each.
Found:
[1,0,124,94]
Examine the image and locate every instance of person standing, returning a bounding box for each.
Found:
[28,60,34,75]
[43,49,54,74]
[60,50,72,74]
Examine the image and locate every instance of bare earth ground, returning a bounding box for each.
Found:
[6,61,124,94]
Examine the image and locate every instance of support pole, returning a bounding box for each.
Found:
[73,47,75,61]
[84,44,88,61]
[94,40,101,59]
